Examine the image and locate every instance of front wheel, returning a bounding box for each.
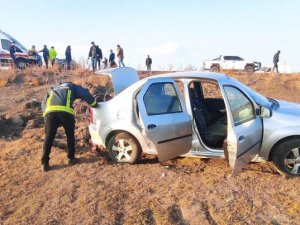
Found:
[272,139,300,176]
[245,65,254,74]
[107,132,141,163]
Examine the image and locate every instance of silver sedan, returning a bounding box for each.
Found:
[88,67,300,176]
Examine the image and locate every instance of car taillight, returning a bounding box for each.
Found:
[88,107,93,124]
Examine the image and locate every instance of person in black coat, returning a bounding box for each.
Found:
[9,42,17,66]
[273,50,280,73]
[39,45,50,69]
[146,55,152,72]
[96,45,102,70]
[65,46,72,70]
[109,49,116,67]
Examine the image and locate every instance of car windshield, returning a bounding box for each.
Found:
[232,79,271,108]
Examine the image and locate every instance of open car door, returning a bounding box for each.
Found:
[137,78,192,162]
[223,86,263,174]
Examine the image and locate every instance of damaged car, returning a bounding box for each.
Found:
[88,67,300,175]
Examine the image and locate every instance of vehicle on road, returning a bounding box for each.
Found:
[203,55,261,73]
[88,67,300,175]
[0,30,42,69]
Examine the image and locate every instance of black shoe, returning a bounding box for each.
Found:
[68,158,79,165]
[42,164,50,172]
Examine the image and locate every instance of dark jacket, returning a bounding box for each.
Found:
[96,46,102,59]
[146,57,152,66]
[109,53,115,62]
[40,47,50,58]
[9,45,16,56]
[89,45,97,58]
[65,48,72,62]
[273,52,280,64]
[42,82,97,116]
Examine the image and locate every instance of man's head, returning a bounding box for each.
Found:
[51,46,54,49]
[32,45,36,49]
[278,50,281,54]
[11,41,15,46]
[44,45,47,48]
[91,41,95,46]
[110,49,113,53]
[147,55,150,58]
[117,45,120,48]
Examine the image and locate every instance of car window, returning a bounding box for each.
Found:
[1,39,11,51]
[223,56,232,60]
[224,86,255,126]
[143,82,182,115]
[232,56,243,61]
[202,82,223,99]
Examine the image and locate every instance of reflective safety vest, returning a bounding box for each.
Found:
[42,83,97,116]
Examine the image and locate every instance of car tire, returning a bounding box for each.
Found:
[272,138,300,176]
[107,132,141,164]
[15,59,27,69]
[210,65,220,72]
[245,65,254,74]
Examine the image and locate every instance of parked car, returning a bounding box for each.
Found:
[0,30,42,69]
[203,55,261,73]
[88,67,300,175]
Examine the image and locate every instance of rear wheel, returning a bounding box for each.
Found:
[210,65,220,72]
[245,65,254,74]
[107,132,141,163]
[272,139,300,176]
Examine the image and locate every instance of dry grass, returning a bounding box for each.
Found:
[0,68,300,224]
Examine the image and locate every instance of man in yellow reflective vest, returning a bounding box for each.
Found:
[41,82,97,172]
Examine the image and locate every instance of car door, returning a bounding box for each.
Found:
[223,56,234,69]
[223,85,263,174]
[137,78,192,162]
[232,56,244,70]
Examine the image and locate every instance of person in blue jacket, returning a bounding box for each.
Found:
[39,45,50,69]
[65,46,72,70]
[41,82,97,172]
[9,42,17,66]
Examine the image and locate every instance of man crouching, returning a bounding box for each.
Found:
[41,82,97,172]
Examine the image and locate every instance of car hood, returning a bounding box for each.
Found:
[276,100,300,116]
[272,100,300,126]
[95,67,139,95]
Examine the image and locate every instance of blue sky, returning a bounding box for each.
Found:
[1,0,299,71]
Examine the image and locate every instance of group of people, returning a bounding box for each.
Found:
[9,40,154,72]
[88,42,126,71]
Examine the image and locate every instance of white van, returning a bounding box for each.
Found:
[0,30,42,69]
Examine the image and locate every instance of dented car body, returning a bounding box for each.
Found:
[88,67,300,175]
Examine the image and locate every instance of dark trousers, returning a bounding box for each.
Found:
[42,112,75,165]
[43,57,49,69]
[147,65,151,72]
[51,59,55,67]
[97,58,101,70]
[273,63,279,73]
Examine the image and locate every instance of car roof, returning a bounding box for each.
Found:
[149,71,232,83]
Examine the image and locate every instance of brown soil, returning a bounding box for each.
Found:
[0,68,299,225]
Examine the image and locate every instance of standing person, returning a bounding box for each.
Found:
[88,42,97,72]
[273,50,280,73]
[49,46,57,67]
[96,45,103,70]
[116,44,125,67]
[146,55,152,72]
[65,46,72,70]
[109,49,116,68]
[39,45,50,69]
[28,45,38,57]
[102,57,108,69]
[9,42,17,67]
[41,82,98,172]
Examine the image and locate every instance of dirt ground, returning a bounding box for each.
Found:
[0,68,299,225]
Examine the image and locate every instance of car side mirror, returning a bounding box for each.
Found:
[260,106,272,118]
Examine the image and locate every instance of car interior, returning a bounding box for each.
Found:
[188,81,227,148]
